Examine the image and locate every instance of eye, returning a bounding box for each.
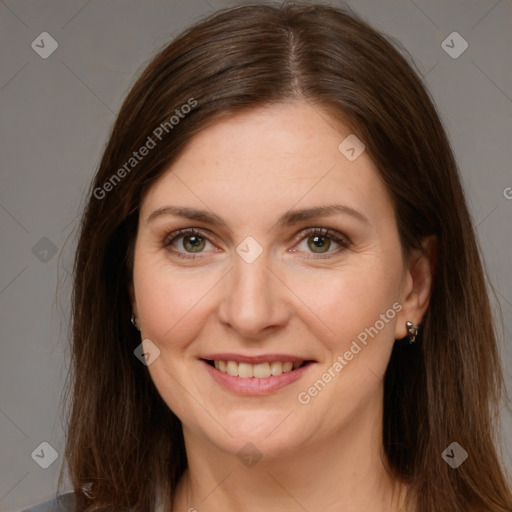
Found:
[162,227,351,260]
[291,227,350,258]
[162,228,216,259]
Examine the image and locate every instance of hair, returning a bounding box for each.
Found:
[58,2,512,511]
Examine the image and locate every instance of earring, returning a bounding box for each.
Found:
[130,314,140,331]
[406,321,420,343]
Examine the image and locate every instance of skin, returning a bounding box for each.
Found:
[130,101,434,512]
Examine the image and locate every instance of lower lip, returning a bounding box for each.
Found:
[201,360,314,396]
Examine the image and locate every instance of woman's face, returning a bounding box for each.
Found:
[132,101,423,459]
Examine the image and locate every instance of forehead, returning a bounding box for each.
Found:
[140,101,395,229]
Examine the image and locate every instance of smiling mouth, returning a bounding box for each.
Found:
[202,359,313,379]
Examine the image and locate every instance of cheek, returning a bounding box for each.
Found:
[292,265,401,428]
[133,254,216,347]
[132,256,212,418]
[285,256,402,351]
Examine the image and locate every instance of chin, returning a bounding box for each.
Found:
[200,411,312,460]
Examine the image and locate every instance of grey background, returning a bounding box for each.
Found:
[1,0,511,510]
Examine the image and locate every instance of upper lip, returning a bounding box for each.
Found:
[201,353,314,364]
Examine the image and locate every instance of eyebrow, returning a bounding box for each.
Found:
[146,203,370,230]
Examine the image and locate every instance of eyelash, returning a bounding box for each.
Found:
[162,227,351,260]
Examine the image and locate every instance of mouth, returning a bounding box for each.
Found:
[199,355,316,395]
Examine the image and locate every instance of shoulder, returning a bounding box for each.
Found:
[21,492,76,512]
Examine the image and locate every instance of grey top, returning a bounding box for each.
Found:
[21,492,76,512]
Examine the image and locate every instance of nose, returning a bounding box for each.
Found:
[217,249,291,340]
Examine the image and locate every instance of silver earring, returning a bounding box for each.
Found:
[130,314,140,331]
[406,321,420,343]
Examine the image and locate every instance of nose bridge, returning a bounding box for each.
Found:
[219,247,289,338]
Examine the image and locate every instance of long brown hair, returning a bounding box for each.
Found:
[59,2,512,511]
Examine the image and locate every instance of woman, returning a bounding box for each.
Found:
[24,2,512,511]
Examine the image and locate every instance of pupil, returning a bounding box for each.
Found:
[309,235,330,253]
[184,235,204,252]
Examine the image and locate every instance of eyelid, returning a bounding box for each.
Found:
[291,227,351,248]
[162,227,217,247]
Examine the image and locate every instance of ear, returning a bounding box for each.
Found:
[395,235,437,340]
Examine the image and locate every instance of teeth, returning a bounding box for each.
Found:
[212,360,304,378]
[270,361,282,376]
[282,362,293,372]
[226,360,238,377]
[238,363,253,378]
[253,362,270,378]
